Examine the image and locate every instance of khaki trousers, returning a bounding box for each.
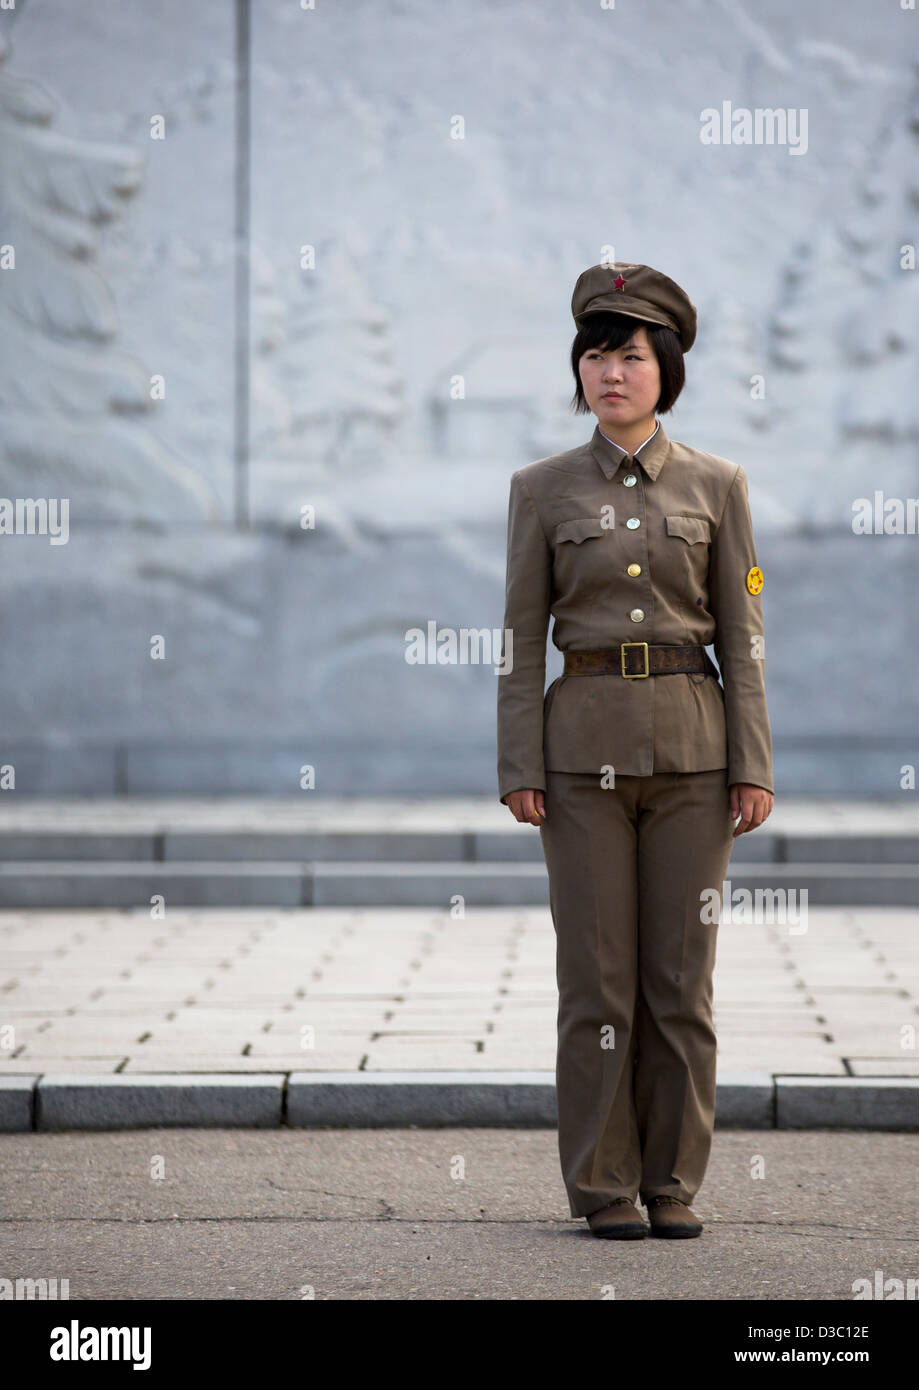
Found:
[538,768,735,1218]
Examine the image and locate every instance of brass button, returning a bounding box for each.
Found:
[623,474,637,487]
[626,517,641,529]
[630,608,645,622]
[627,564,641,577]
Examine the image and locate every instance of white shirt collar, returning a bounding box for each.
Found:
[598,419,660,460]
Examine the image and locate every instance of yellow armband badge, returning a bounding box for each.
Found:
[746,566,764,595]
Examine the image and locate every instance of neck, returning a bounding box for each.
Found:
[598,414,657,460]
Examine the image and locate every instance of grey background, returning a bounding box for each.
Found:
[0,0,917,795]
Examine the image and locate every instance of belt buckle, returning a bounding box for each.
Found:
[620,641,649,678]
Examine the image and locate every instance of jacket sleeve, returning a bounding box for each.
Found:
[709,464,774,794]
[496,469,552,804]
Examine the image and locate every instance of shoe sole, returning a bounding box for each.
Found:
[649,1225,703,1238]
[589,1225,650,1239]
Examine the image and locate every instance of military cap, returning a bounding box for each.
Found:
[571,262,698,353]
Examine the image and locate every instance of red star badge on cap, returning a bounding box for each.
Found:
[613,275,627,290]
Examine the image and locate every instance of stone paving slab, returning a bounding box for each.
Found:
[848,1058,919,1076]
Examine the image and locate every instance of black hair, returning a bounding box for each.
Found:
[569,311,686,414]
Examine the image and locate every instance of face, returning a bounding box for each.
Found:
[578,323,661,429]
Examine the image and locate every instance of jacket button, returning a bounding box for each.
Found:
[630,608,645,622]
[623,474,637,486]
[626,517,641,529]
[627,564,641,577]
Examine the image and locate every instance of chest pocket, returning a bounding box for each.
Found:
[555,517,608,544]
[665,514,711,545]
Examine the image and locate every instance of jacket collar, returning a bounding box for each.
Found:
[589,417,670,482]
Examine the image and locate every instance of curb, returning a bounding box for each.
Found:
[2,1072,919,1132]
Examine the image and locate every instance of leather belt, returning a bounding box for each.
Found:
[563,643,717,679]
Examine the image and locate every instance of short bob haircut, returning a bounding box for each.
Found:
[569,311,686,415]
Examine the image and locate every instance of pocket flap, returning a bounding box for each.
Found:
[666,514,711,545]
[555,516,607,544]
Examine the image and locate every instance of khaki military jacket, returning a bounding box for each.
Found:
[496,418,774,803]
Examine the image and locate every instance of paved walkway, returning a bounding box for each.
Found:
[1,902,915,1077]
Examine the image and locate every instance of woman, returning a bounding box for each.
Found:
[496,262,774,1240]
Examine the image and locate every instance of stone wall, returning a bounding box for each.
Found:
[0,0,916,795]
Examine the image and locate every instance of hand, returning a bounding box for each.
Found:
[504,788,546,826]
[729,782,774,836]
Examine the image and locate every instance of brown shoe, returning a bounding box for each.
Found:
[586,1198,649,1239]
[645,1196,703,1238]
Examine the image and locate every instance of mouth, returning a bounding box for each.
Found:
[602,393,625,400]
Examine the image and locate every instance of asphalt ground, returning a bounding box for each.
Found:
[3,1126,917,1300]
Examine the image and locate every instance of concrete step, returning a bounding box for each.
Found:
[1,826,919,864]
[0,858,917,907]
